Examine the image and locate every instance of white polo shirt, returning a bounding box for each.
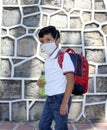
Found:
[44,48,75,96]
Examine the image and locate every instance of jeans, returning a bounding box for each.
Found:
[38,93,72,130]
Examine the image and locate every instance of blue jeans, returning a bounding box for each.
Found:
[38,93,72,130]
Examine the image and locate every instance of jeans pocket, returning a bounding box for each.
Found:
[56,94,64,103]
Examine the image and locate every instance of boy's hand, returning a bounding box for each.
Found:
[37,80,45,88]
[60,102,68,116]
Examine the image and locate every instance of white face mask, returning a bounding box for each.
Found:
[41,42,57,55]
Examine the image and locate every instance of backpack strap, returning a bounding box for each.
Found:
[65,48,75,54]
[58,48,76,68]
[57,50,65,68]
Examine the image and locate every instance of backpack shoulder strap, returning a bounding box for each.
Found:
[58,48,76,68]
[57,50,65,68]
[65,48,75,54]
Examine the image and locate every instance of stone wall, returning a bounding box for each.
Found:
[0,0,107,122]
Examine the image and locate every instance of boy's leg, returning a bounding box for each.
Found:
[39,98,54,130]
[50,94,72,130]
[54,112,69,130]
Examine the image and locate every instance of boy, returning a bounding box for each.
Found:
[37,26,75,130]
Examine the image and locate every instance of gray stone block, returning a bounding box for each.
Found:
[17,36,37,57]
[0,103,9,121]
[21,0,39,5]
[1,37,14,56]
[86,95,107,103]
[29,102,45,121]
[85,104,105,120]
[23,15,40,27]
[86,49,105,63]
[96,77,107,92]
[9,26,26,38]
[61,31,81,45]
[25,80,39,99]
[84,32,103,46]
[12,101,26,121]
[2,8,21,27]
[0,59,11,77]
[14,58,43,77]
[88,77,94,93]
[98,65,107,74]
[0,80,21,100]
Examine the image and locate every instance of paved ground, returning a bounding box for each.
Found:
[0,120,107,130]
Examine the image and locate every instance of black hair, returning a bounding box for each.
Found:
[38,26,60,40]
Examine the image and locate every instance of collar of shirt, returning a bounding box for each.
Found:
[45,48,60,60]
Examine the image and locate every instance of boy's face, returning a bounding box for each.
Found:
[39,33,60,45]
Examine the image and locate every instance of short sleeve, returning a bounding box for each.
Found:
[62,52,75,74]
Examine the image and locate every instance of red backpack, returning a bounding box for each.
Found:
[58,48,89,95]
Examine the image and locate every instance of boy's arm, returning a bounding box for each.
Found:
[60,72,74,116]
